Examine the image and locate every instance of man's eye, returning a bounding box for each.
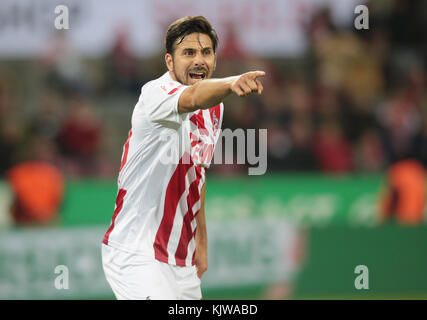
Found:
[203,50,211,55]
[184,51,194,56]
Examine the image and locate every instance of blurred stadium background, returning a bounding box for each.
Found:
[0,0,427,299]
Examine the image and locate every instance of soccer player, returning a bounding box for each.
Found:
[101,16,265,300]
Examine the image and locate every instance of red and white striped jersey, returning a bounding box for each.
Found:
[102,72,223,267]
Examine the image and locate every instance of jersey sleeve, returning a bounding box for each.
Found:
[140,79,188,127]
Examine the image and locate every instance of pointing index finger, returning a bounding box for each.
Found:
[250,71,266,79]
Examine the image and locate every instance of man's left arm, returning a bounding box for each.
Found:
[195,182,207,279]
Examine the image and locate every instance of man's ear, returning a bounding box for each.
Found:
[165,53,173,72]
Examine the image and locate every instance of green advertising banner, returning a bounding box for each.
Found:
[58,174,389,227]
[0,226,109,299]
[0,174,426,299]
[0,222,302,299]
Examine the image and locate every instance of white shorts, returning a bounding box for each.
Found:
[101,244,202,300]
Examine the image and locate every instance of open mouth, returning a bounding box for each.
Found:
[189,72,206,80]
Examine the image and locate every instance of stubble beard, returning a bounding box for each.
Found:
[171,59,210,86]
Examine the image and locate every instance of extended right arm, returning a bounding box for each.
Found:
[178,71,266,114]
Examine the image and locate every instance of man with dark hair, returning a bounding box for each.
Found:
[102,15,265,300]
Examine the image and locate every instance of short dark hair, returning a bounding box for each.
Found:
[165,16,219,55]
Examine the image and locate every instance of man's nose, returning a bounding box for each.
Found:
[193,52,205,67]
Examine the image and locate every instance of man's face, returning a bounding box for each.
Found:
[166,32,216,85]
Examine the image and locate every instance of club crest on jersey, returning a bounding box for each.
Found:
[212,112,219,135]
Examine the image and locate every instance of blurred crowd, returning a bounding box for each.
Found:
[0,0,427,179]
